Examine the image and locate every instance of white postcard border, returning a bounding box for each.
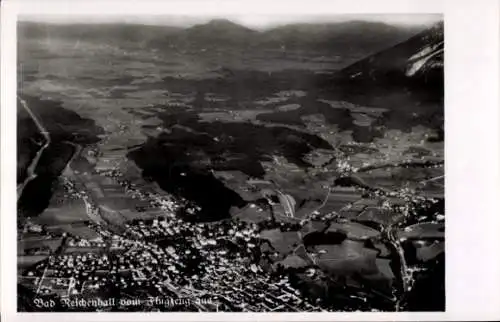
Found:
[2,0,500,320]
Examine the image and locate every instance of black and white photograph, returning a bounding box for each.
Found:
[13,10,448,313]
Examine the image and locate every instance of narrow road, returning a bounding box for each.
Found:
[275,190,296,218]
[62,140,81,173]
[420,175,445,185]
[61,146,117,229]
[36,256,51,295]
[295,186,331,264]
[357,159,444,173]
[17,97,51,200]
[309,187,331,216]
[384,226,409,311]
[59,142,107,227]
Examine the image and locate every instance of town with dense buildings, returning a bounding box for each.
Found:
[18,139,443,311]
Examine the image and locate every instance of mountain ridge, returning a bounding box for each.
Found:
[332,21,443,84]
[316,21,444,139]
[18,19,427,53]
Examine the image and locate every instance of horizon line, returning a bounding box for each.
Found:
[17,14,443,30]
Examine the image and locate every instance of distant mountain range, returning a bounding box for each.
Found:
[321,21,444,138]
[331,21,444,89]
[18,19,426,54]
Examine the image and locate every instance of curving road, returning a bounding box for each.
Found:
[384,226,409,311]
[17,97,51,201]
[17,98,107,229]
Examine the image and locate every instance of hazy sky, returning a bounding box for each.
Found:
[20,14,442,30]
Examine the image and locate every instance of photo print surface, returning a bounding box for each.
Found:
[17,13,444,312]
